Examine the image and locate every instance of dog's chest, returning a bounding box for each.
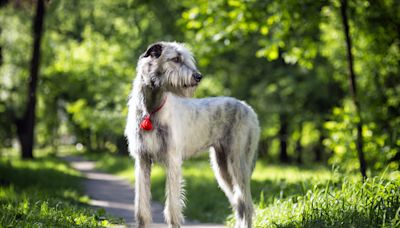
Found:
[139,123,169,155]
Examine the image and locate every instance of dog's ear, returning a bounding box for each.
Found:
[143,43,163,58]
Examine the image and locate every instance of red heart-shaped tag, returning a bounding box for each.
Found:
[140,115,153,131]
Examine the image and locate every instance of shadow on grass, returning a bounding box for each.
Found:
[0,157,83,201]
[0,156,119,226]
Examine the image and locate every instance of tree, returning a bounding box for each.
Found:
[1,0,397,173]
[36,0,186,154]
[180,0,343,163]
[16,0,45,159]
[339,0,367,178]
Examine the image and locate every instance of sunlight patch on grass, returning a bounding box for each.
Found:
[252,162,333,183]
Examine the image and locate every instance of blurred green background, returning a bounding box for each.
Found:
[0,0,399,227]
[1,0,399,173]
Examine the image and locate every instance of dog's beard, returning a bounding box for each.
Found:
[166,85,197,97]
[165,74,198,97]
[182,86,197,97]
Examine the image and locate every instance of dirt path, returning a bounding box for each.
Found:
[63,156,225,228]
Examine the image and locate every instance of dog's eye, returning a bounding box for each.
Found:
[171,57,181,63]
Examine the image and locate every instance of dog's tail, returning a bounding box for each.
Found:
[250,109,261,175]
[251,148,259,173]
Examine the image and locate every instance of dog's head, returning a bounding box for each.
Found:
[137,42,202,97]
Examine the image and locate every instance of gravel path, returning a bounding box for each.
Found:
[63,156,225,228]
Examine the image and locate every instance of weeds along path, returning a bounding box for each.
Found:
[63,156,225,228]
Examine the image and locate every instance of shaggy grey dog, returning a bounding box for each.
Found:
[125,42,260,228]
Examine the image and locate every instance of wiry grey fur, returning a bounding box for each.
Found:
[125,41,260,228]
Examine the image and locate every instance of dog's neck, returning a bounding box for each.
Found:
[142,85,166,113]
[133,77,166,115]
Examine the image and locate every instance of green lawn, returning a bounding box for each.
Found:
[0,153,122,227]
[84,152,400,227]
[2,150,397,227]
[246,177,400,227]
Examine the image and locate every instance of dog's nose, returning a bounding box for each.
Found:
[193,72,202,82]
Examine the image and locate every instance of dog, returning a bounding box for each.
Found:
[125,41,260,228]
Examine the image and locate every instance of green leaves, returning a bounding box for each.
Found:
[256,44,279,61]
[1,0,399,173]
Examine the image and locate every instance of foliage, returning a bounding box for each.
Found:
[1,0,399,172]
[0,0,399,224]
[180,0,400,171]
[0,5,32,147]
[325,100,399,172]
[0,154,121,226]
[1,0,184,153]
[318,0,400,173]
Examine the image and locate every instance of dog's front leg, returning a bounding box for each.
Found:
[164,155,184,228]
[134,154,152,227]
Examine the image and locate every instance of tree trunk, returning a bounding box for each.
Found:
[340,0,367,179]
[295,138,302,164]
[17,0,45,159]
[315,124,325,162]
[258,138,269,158]
[0,0,9,8]
[296,124,303,164]
[314,134,324,162]
[279,113,290,163]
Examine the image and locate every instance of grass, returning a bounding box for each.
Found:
[0,152,122,227]
[1,149,397,227]
[84,153,331,222]
[244,178,400,227]
[85,152,400,227]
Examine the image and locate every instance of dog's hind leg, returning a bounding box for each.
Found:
[210,145,234,203]
[164,154,184,228]
[226,145,254,228]
[134,154,153,227]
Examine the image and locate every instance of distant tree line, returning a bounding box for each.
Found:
[0,0,398,177]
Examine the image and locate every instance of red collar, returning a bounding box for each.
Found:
[140,97,167,131]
